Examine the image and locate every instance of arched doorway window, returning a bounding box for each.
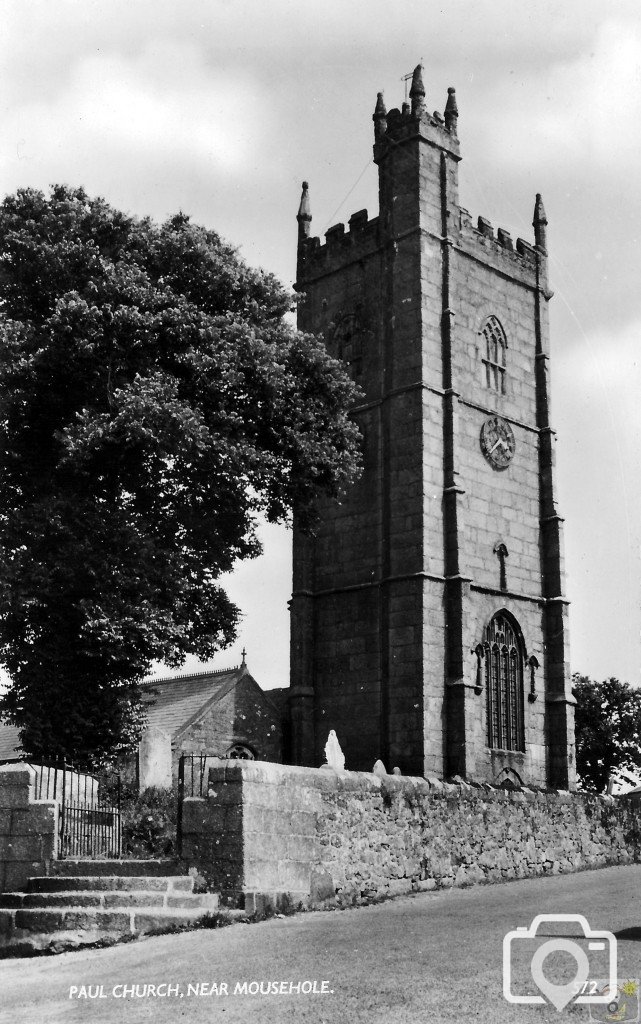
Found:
[484,613,525,751]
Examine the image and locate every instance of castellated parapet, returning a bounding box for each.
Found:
[290,64,574,792]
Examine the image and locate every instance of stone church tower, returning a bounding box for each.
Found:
[289,66,575,789]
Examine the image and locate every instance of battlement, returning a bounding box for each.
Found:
[297,207,380,281]
[296,65,548,287]
[373,99,461,163]
[372,64,460,163]
[458,207,540,279]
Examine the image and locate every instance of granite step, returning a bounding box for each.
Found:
[49,859,181,877]
[0,866,225,956]
[27,875,194,893]
[0,903,222,957]
[0,890,218,911]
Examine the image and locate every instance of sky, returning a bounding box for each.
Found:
[1,0,640,689]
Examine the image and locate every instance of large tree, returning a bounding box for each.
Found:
[573,674,641,791]
[0,185,361,766]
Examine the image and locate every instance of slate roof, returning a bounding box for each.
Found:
[0,664,279,759]
[143,664,249,740]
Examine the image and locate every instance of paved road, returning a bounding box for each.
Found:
[2,864,641,1024]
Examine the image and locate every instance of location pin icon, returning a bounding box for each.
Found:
[530,939,590,1012]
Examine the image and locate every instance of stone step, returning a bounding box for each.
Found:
[0,890,218,911]
[0,903,222,956]
[27,875,194,894]
[50,859,181,877]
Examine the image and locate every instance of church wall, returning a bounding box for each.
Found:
[172,679,282,774]
[310,587,381,770]
[181,761,640,910]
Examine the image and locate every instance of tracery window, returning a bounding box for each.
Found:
[481,316,507,393]
[226,744,255,760]
[484,613,525,752]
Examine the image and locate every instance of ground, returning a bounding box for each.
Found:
[2,864,641,1024]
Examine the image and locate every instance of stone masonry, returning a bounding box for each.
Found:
[180,761,640,911]
[289,64,574,788]
[0,764,57,893]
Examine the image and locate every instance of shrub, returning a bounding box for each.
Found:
[121,785,178,858]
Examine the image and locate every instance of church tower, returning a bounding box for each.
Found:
[289,66,575,789]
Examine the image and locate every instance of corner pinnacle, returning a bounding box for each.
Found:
[444,87,458,133]
[373,91,387,142]
[533,193,548,253]
[409,64,426,115]
[297,181,312,241]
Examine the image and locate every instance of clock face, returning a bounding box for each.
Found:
[480,416,515,469]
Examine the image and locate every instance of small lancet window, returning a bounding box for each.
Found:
[484,612,525,752]
[481,316,507,394]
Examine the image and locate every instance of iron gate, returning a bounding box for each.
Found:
[34,762,122,859]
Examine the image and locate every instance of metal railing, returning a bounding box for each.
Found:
[178,753,220,800]
[29,760,121,859]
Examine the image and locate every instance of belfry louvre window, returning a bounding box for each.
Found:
[485,613,525,751]
[481,316,507,393]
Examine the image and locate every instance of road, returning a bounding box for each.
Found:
[2,864,641,1024]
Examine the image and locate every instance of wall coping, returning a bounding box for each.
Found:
[206,758,620,806]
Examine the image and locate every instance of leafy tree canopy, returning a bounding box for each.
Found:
[0,185,361,766]
[573,674,641,792]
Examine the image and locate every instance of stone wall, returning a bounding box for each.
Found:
[180,760,641,911]
[0,764,57,892]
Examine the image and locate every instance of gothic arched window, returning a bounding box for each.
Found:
[484,612,525,751]
[481,316,507,394]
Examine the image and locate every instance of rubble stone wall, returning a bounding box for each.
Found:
[180,760,641,910]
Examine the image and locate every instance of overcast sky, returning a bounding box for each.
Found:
[1,0,640,689]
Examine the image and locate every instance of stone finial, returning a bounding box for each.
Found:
[372,759,387,777]
[373,91,387,142]
[444,87,458,133]
[533,193,548,254]
[409,64,426,115]
[324,730,345,772]
[297,181,312,242]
